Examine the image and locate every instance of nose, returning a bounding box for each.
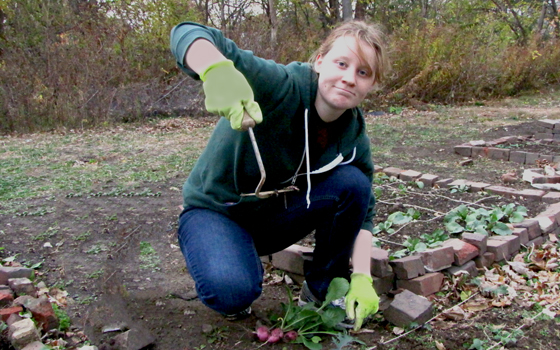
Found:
[341,69,356,86]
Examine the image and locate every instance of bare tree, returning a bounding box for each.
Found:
[342,0,353,21]
[269,0,278,47]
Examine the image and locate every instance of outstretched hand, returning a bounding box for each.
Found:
[201,60,263,131]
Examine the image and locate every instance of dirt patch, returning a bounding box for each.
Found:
[2,97,560,350]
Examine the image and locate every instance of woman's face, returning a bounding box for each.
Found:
[314,36,376,122]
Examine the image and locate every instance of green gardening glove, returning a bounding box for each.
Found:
[200,60,263,131]
[345,273,379,331]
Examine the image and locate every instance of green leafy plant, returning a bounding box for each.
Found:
[444,204,527,236]
[449,184,470,193]
[420,229,450,248]
[257,278,360,349]
[52,303,71,332]
[373,209,420,235]
[390,229,450,259]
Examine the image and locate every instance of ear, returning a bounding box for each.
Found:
[313,54,323,74]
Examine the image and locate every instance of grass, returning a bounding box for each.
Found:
[0,93,556,212]
[0,118,213,213]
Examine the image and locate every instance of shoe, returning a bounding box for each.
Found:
[224,306,252,321]
[298,281,321,307]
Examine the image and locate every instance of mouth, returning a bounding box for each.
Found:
[335,87,355,96]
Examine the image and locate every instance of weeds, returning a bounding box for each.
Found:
[139,241,161,272]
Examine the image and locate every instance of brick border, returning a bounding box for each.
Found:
[454,136,560,166]
[266,165,560,299]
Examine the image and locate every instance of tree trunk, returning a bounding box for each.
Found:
[537,0,546,33]
[355,0,366,20]
[342,0,353,21]
[268,0,278,48]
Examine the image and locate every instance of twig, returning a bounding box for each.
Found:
[152,77,188,105]
[388,214,445,236]
[115,225,142,253]
[375,237,406,247]
[378,200,441,214]
[408,190,493,209]
[379,291,481,346]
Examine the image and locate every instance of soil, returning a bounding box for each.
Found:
[2,100,560,350]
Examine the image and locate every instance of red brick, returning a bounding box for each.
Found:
[487,239,510,262]
[371,247,393,278]
[487,147,510,161]
[396,273,444,296]
[471,146,489,158]
[0,289,14,307]
[543,192,560,204]
[537,204,560,223]
[534,216,558,234]
[383,167,404,178]
[512,227,529,245]
[454,145,472,157]
[372,274,395,295]
[390,255,425,280]
[526,236,545,248]
[418,245,454,272]
[461,233,487,254]
[399,170,422,182]
[418,174,439,187]
[447,260,478,278]
[271,244,313,276]
[442,238,480,266]
[537,119,557,129]
[0,306,23,322]
[515,189,547,201]
[474,252,495,268]
[434,178,454,188]
[513,220,542,240]
[525,153,540,165]
[509,151,527,164]
[485,185,518,197]
[466,181,492,192]
[491,235,520,256]
[24,296,59,332]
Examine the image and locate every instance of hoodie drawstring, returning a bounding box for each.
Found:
[304,109,312,208]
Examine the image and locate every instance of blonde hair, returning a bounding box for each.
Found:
[310,21,390,85]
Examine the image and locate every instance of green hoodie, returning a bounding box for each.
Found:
[170,22,376,232]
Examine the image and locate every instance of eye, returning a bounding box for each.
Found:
[337,61,347,68]
[358,68,372,77]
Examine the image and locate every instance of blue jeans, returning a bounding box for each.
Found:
[177,165,371,315]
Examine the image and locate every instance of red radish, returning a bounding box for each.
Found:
[267,328,284,343]
[256,326,270,342]
[283,330,298,342]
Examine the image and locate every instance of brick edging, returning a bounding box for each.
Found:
[266,164,560,299]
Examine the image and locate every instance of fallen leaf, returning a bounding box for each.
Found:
[442,306,468,321]
[393,327,405,335]
[543,308,557,318]
[435,340,446,350]
[465,299,492,312]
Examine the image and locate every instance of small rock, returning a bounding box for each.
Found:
[459,159,473,166]
[202,324,213,334]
